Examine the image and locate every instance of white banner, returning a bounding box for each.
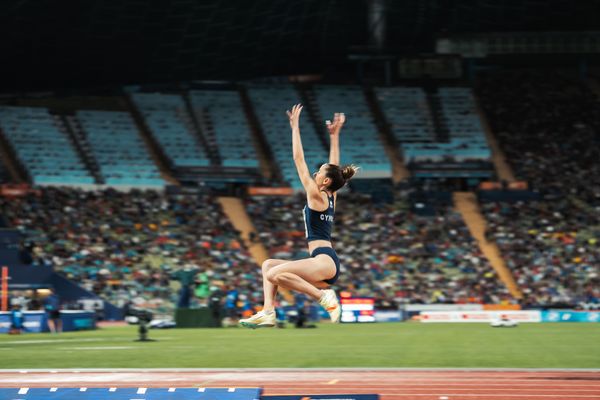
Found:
[404,304,484,312]
[420,310,541,323]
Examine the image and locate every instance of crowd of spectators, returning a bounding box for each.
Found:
[0,188,262,314]
[477,70,600,308]
[245,192,309,260]
[482,199,599,308]
[246,191,511,307]
[477,70,600,204]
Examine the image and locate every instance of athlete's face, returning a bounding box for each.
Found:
[313,164,331,187]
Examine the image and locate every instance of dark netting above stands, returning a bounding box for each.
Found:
[385,0,600,51]
[3,0,600,89]
[0,0,364,89]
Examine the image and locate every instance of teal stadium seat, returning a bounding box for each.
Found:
[375,87,491,163]
[76,110,165,187]
[0,106,95,185]
[313,85,391,177]
[247,84,328,190]
[190,90,259,168]
[375,87,436,143]
[130,93,211,168]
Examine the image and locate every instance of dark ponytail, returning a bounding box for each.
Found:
[326,164,359,192]
[341,165,358,181]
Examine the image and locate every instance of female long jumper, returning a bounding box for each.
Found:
[240,104,358,328]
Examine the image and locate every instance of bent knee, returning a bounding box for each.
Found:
[267,271,292,285]
[262,258,279,272]
[265,269,278,283]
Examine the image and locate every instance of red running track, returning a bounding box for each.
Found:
[0,369,599,400]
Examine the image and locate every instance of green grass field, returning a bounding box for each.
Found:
[1,323,598,369]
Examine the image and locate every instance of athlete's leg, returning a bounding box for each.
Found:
[265,255,336,301]
[261,258,288,312]
[239,258,289,329]
[241,256,338,328]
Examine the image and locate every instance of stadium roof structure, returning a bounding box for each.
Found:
[2,0,599,89]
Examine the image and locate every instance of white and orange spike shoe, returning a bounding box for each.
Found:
[319,289,341,323]
[239,310,276,329]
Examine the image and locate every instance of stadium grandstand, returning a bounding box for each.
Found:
[1,76,597,314]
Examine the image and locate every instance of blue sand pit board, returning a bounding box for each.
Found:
[263,396,378,400]
[0,387,262,400]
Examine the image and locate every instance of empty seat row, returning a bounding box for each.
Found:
[130,93,210,168]
[76,110,165,187]
[0,106,94,185]
[247,84,327,189]
[313,85,391,176]
[190,90,258,168]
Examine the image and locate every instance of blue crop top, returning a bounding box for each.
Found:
[302,193,335,242]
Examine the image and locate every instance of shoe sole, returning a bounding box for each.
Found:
[324,290,340,323]
[331,310,341,323]
[239,322,275,329]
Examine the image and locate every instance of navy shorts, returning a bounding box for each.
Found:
[310,247,340,285]
[48,310,60,320]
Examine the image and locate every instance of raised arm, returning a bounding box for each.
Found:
[326,112,345,166]
[287,104,320,198]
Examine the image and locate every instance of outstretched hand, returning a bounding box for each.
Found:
[286,104,303,129]
[326,112,345,136]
